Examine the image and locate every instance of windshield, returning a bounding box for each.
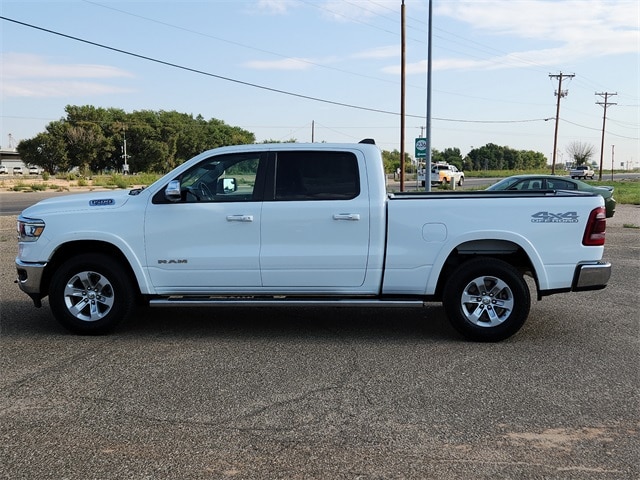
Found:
[486,177,522,190]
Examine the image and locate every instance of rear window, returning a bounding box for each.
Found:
[274,151,360,201]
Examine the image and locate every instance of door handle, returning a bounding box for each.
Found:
[333,213,360,221]
[226,215,254,222]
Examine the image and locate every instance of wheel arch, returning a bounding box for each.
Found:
[433,239,540,300]
[42,240,142,300]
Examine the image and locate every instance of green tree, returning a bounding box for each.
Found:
[17,105,257,174]
[467,144,546,170]
[17,132,68,174]
[431,147,463,169]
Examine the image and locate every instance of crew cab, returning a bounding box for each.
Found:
[570,165,595,179]
[15,141,611,341]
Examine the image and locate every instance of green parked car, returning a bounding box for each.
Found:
[487,174,616,218]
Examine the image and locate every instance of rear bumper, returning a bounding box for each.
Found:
[572,261,611,291]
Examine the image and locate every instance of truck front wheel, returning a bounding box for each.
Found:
[443,258,530,342]
[49,253,134,334]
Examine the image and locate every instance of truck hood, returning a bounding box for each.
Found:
[20,190,135,218]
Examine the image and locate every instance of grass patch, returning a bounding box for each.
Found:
[584,179,640,205]
[12,181,29,192]
[92,173,161,189]
[465,168,552,178]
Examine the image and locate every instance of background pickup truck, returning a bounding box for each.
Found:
[16,140,611,341]
[430,163,464,186]
[570,165,595,179]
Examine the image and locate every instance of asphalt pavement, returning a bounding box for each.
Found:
[0,206,638,479]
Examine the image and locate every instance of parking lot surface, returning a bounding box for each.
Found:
[1,206,638,479]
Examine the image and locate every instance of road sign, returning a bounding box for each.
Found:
[415,138,427,158]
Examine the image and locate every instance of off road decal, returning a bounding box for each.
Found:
[531,211,579,223]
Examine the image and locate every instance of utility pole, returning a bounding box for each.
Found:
[549,72,574,174]
[425,0,433,192]
[596,92,617,181]
[611,144,615,181]
[399,0,406,192]
[121,125,130,174]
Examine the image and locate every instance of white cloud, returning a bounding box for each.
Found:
[0,53,134,98]
[256,0,296,15]
[317,0,399,22]
[434,0,640,71]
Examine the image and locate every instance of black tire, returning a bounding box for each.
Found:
[442,257,530,342]
[458,177,464,186]
[49,253,135,335]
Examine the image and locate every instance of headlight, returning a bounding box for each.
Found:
[17,217,45,242]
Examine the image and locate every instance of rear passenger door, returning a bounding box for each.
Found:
[260,150,370,288]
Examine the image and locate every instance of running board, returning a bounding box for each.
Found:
[149,297,425,308]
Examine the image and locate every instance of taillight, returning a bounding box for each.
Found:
[582,207,606,246]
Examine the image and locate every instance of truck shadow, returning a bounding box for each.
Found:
[123,304,460,342]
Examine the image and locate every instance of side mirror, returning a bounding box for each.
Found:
[165,179,182,202]
[217,177,237,194]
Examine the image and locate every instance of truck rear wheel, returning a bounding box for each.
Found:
[49,253,134,334]
[443,258,530,342]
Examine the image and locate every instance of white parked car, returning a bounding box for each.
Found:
[0,165,8,174]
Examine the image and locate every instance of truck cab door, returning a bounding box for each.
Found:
[144,152,266,293]
[260,150,370,288]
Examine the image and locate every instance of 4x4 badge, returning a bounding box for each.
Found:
[531,211,579,223]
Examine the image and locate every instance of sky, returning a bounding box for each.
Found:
[1,0,639,169]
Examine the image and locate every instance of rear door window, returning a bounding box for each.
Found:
[273,151,360,201]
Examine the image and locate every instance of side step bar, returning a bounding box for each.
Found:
[149,297,425,308]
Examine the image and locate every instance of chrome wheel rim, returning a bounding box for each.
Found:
[63,271,115,322]
[460,275,514,327]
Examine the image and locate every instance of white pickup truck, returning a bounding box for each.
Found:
[570,165,595,179]
[16,141,611,341]
[417,163,464,187]
[431,163,464,186]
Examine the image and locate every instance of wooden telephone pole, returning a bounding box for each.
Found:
[549,72,574,174]
[596,92,617,181]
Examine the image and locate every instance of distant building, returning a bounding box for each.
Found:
[0,149,26,170]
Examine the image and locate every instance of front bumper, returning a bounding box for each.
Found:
[16,259,47,307]
[573,261,612,291]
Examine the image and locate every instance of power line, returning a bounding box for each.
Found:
[0,16,401,117]
[0,16,551,127]
[80,0,409,90]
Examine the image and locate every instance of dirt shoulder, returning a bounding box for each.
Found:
[0,176,145,194]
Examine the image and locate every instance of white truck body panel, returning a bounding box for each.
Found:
[15,141,611,340]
